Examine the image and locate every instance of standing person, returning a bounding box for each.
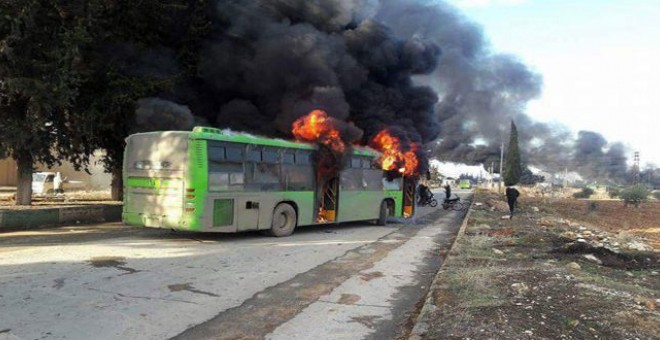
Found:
[53,172,63,194]
[505,186,520,219]
[444,184,451,202]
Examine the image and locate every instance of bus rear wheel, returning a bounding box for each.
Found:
[377,201,389,226]
[269,203,297,237]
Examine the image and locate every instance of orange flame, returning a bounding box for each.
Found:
[370,129,419,177]
[292,110,345,152]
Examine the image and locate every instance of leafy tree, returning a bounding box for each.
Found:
[0,1,96,205]
[504,121,522,186]
[607,186,621,198]
[620,184,649,207]
[73,0,210,200]
[520,167,545,185]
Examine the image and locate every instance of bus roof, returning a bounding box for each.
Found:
[128,127,379,157]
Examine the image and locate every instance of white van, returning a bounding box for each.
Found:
[32,172,57,194]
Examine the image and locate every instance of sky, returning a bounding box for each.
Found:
[446,0,660,166]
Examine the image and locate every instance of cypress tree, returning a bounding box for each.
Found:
[504,121,522,186]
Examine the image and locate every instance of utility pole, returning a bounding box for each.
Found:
[499,141,504,194]
[490,161,494,188]
[564,167,568,188]
[632,151,640,185]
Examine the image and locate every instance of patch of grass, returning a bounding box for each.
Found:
[445,265,504,309]
[576,269,658,297]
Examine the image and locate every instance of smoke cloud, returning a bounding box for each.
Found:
[126,0,637,182]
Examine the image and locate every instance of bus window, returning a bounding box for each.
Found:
[341,168,363,190]
[351,158,361,168]
[364,169,383,190]
[262,149,279,163]
[361,158,372,169]
[208,145,226,161]
[209,173,230,190]
[230,173,244,185]
[253,163,282,191]
[295,150,311,165]
[282,152,294,165]
[383,177,401,190]
[247,147,261,162]
[226,145,244,162]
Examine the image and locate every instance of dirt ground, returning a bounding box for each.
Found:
[420,189,659,340]
[0,191,119,210]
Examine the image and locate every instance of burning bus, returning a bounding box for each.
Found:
[122,111,418,236]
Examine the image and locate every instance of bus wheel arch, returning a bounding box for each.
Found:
[269,202,298,237]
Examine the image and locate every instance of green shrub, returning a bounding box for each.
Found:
[619,185,650,207]
[573,187,594,199]
[607,187,621,198]
[653,191,660,200]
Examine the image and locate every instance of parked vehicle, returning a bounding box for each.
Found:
[459,179,472,189]
[32,172,56,194]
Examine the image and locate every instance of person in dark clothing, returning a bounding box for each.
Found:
[505,186,520,218]
[418,184,432,204]
[444,184,451,202]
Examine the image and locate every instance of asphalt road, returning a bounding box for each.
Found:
[0,190,471,340]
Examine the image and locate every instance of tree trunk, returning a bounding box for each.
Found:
[15,152,34,206]
[110,165,123,201]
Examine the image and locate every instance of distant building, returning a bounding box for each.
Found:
[0,150,111,190]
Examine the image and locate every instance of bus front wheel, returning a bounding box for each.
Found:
[270,203,297,237]
[377,201,389,226]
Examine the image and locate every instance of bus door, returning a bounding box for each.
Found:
[403,177,415,218]
[316,177,338,223]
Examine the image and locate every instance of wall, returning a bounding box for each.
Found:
[0,150,111,190]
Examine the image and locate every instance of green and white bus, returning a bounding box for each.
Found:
[122,127,415,236]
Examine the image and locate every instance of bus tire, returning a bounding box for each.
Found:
[269,203,297,237]
[377,201,389,226]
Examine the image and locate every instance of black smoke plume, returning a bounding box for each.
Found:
[126,0,638,182]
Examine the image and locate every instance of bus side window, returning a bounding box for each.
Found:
[208,145,226,161]
[226,145,244,162]
[364,168,383,190]
[247,146,261,162]
[350,157,361,168]
[295,150,311,165]
[282,151,294,165]
[362,158,371,169]
[262,149,279,163]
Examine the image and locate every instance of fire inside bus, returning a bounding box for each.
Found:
[122,126,416,236]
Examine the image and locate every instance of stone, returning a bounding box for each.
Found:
[566,262,581,270]
[502,215,511,220]
[576,238,587,243]
[539,218,554,226]
[474,202,484,207]
[560,231,577,239]
[493,248,504,255]
[623,240,653,252]
[583,254,603,265]
[511,282,530,295]
[531,206,540,212]
[578,226,587,231]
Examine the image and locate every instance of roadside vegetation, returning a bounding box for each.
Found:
[419,189,659,339]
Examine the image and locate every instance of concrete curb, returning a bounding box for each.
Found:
[409,199,474,339]
[0,204,122,232]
